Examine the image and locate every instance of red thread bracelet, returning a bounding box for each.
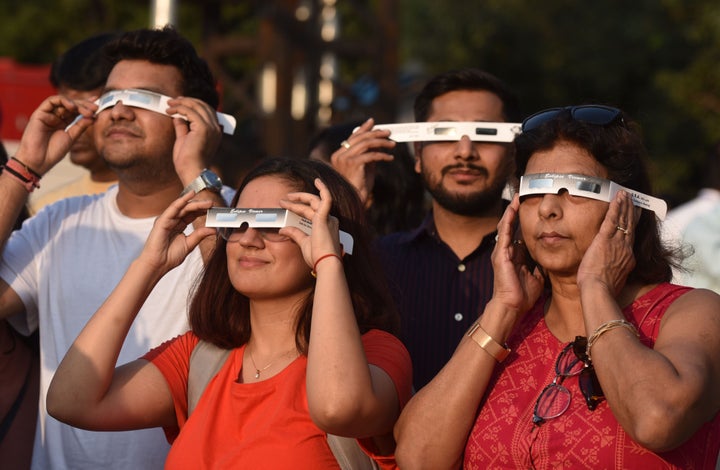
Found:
[3,157,41,192]
[311,253,342,277]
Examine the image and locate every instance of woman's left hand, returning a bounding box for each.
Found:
[577,190,637,293]
[280,178,343,268]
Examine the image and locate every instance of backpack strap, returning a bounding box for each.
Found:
[187,340,231,415]
[188,340,379,469]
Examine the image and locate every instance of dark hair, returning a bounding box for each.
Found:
[413,68,522,123]
[50,33,119,91]
[514,107,677,284]
[103,26,219,109]
[307,121,427,236]
[189,157,400,351]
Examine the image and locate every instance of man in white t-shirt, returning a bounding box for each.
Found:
[0,27,231,469]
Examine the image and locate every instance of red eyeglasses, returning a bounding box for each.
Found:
[532,336,605,425]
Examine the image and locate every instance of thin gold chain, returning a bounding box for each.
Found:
[246,346,298,379]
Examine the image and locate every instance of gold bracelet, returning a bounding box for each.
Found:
[586,319,639,363]
[467,321,511,363]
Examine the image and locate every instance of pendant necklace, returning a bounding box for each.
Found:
[246,346,297,379]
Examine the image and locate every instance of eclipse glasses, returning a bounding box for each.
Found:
[371,122,521,143]
[206,208,354,255]
[67,88,236,135]
[518,173,667,220]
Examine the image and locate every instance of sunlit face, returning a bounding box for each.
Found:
[225,175,314,300]
[518,141,610,276]
[94,60,181,176]
[414,90,515,216]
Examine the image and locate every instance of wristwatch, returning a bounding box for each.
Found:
[181,169,223,196]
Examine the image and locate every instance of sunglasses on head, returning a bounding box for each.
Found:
[521,105,623,133]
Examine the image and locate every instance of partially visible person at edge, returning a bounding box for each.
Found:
[28,32,120,215]
[0,140,39,470]
[0,26,231,469]
[663,141,720,293]
[47,157,412,469]
[307,121,426,237]
[328,68,521,390]
[394,104,720,469]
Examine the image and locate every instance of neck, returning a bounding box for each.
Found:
[432,202,502,259]
[247,293,309,353]
[544,273,651,342]
[115,178,183,218]
[89,166,118,183]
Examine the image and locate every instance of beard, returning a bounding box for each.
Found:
[422,163,509,216]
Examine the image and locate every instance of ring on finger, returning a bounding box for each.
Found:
[616,225,629,235]
[340,140,351,150]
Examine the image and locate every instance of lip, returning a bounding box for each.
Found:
[445,167,485,183]
[104,125,140,138]
[237,256,269,269]
[537,231,568,244]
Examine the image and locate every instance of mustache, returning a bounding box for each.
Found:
[441,163,488,177]
[103,123,142,137]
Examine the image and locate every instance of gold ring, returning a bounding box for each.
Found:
[616,225,629,235]
[340,140,351,150]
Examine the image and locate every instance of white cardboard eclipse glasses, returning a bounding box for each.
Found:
[206,207,354,255]
[518,173,667,220]
[67,88,236,135]
[371,121,521,143]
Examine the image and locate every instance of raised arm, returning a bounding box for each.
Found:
[281,179,403,447]
[393,195,545,469]
[1,95,95,319]
[46,194,216,431]
[167,96,226,262]
[577,191,720,451]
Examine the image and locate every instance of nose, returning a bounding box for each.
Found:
[230,226,265,247]
[454,135,478,161]
[537,192,563,219]
[108,100,135,122]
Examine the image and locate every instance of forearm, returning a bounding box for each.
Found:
[0,172,32,250]
[580,284,719,450]
[48,259,165,418]
[395,301,517,469]
[306,257,378,432]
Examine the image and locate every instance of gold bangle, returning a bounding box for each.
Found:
[586,319,639,363]
[467,321,511,363]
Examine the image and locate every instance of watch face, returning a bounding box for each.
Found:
[202,170,223,190]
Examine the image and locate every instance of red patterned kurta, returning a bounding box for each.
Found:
[464,283,720,469]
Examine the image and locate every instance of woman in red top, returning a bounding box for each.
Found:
[395,105,720,469]
[47,158,412,469]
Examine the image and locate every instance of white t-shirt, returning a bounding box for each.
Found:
[663,188,720,292]
[0,185,212,470]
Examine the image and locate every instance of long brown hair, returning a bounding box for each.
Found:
[188,158,400,352]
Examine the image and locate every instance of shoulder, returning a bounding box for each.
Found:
[362,329,413,405]
[666,287,720,316]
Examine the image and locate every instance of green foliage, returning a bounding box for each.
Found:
[2,0,718,204]
[399,0,720,204]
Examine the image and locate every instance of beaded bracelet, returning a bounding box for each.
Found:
[310,253,342,278]
[586,319,639,363]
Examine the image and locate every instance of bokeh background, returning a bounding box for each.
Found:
[1,0,718,206]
